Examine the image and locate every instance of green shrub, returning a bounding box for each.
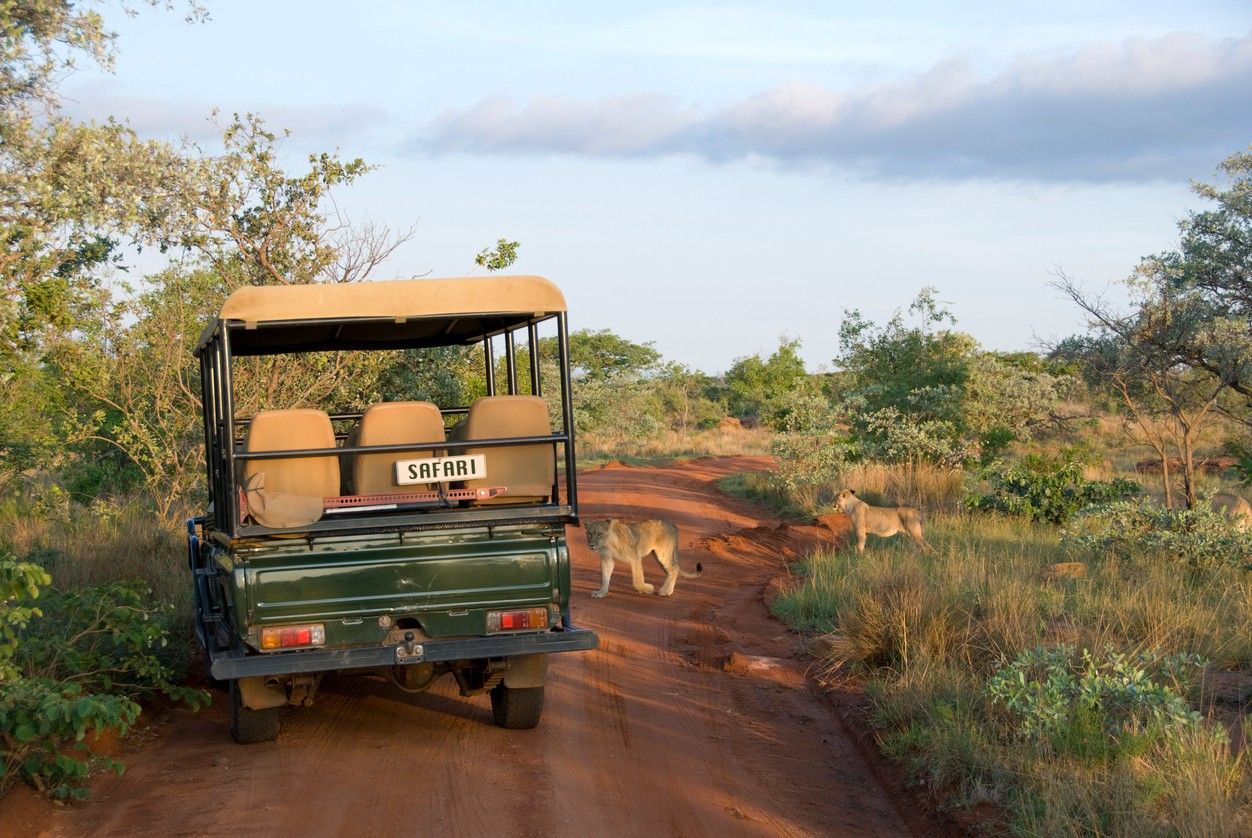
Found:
[0,550,208,799]
[1064,499,1252,570]
[986,646,1207,763]
[965,461,1140,524]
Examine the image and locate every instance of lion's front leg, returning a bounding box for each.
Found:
[592,553,613,598]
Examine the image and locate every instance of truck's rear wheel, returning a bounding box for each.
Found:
[490,684,544,729]
[229,680,281,744]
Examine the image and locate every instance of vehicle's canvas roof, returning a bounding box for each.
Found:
[197,275,566,355]
[219,275,565,323]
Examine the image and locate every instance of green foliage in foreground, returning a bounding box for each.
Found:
[965,461,1141,524]
[986,646,1206,758]
[0,549,208,799]
[774,515,1252,835]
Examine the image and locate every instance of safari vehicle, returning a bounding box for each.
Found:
[187,275,597,743]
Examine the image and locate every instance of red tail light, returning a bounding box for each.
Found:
[259,623,326,651]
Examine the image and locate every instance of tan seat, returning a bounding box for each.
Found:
[352,401,446,495]
[243,409,339,528]
[459,395,554,504]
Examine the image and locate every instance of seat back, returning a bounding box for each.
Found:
[352,401,446,495]
[243,409,339,527]
[460,395,554,503]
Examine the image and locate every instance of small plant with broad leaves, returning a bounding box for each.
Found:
[965,461,1140,524]
[986,645,1209,763]
[1063,499,1252,570]
[0,548,208,799]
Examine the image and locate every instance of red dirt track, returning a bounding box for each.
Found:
[9,457,937,837]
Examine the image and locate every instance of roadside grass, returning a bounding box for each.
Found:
[0,494,195,682]
[716,471,813,519]
[716,462,966,518]
[717,466,1252,834]
[580,424,771,466]
[0,496,206,799]
[773,514,1252,835]
[0,496,188,620]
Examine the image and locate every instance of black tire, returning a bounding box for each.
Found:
[229,680,281,744]
[489,684,544,729]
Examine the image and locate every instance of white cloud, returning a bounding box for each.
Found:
[425,94,700,157]
[63,84,389,149]
[410,30,1252,182]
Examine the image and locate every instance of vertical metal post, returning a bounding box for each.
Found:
[528,323,541,396]
[556,314,577,512]
[198,349,215,525]
[221,328,237,533]
[212,338,226,529]
[483,335,496,396]
[505,329,518,395]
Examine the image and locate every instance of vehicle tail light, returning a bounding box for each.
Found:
[486,607,550,633]
[259,623,326,651]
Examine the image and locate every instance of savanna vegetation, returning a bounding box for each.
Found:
[720,151,1252,834]
[1,3,1250,833]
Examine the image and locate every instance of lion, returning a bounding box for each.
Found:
[835,489,933,554]
[1210,493,1251,531]
[584,518,703,598]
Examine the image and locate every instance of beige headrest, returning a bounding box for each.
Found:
[461,396,554,503]
[353,401,446,495]
[243,409,338,526]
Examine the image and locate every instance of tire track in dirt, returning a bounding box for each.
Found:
[15,456,938,838]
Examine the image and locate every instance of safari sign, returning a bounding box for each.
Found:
[394,454,487,486]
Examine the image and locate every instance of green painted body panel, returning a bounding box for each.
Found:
[214,524,568,651]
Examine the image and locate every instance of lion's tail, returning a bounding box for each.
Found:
[677,541,703,577]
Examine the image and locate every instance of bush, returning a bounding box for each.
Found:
[0,550,208,799]
[986,645,1207,762]
[1063,499,1252,570]
[965,461,1140,524]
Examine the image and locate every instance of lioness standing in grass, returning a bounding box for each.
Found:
[584,519,703,598]
[835,489,933,554]
[1211,492,1252,531]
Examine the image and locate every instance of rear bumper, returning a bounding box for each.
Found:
[208,626,598,680]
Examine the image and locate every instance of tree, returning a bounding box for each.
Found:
[0,2,201,490]
[0,3,414,511]
[1054,148,1252,507]
[835,289,973,431]
[723,337,808,426]
[475,238,519,272]
[1055,281,1231,510]
[558,329,660,383]
[834,290,1068,465]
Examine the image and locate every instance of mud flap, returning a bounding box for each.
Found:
[238,676,288,710]
[502,653,547,688]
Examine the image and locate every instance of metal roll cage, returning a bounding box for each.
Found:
[196,311,579,540]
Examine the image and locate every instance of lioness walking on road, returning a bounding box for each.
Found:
[585,518,703,598]
[835,489,933,554]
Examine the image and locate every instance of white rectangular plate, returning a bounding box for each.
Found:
[394,454,487,486]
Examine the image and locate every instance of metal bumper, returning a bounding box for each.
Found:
[208,626,599,681]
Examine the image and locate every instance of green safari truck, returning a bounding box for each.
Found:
[188,275,598,742]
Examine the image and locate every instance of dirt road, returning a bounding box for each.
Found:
[30,457,924,837]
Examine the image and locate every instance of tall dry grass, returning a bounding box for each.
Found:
[0,496,188,617]
[579,423,771,464]
[836,461,967,514]
[774,513,1252,834]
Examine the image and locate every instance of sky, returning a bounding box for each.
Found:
[68,1,1252,373]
